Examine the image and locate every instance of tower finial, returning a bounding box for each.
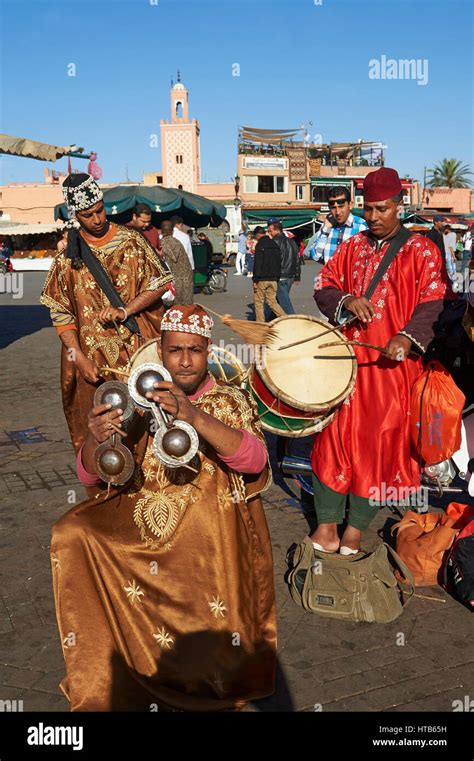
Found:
[177,69,181,83]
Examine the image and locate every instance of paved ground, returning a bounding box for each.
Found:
[0,261,473,713]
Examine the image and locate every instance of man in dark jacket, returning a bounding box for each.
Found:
[268,221,301,314]
[426,215,446,254]
[252,227,287,322]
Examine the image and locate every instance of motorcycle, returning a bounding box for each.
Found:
[205,263,227,294]
[0,248,13,275]
[279,409,474,511]
[192,240,227,294]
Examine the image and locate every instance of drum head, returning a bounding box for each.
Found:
[129,338,162,374]
[258,315,357,412]
[208,345,246,387]
[250,367,315,419]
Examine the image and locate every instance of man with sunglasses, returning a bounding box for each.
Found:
[307,186,367,264]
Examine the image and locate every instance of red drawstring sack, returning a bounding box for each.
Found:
[410,360,465,466]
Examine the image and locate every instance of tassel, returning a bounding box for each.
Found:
[197,304,276,346]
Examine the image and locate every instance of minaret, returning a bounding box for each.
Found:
[160,73,201,192]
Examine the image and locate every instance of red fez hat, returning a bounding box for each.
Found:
[363,167,402,202]
[161,304,213,338]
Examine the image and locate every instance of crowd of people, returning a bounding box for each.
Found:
[238,185,473,327]
[235,220,303,319]
[37,167,472,712]
[426,215,473,292]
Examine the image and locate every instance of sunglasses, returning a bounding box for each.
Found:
[328,200,348,208]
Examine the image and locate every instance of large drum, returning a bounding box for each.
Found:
[128,338,162,373]
[247,315,357,438]
[208,345,246,387]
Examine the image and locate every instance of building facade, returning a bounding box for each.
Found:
[421,187,472,215]
[144,76,235,204]
[159,79,201,193]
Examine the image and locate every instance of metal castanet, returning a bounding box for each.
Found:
[93,380,135,421]
[93,433,135,486]
[128,362,200,469]
[128,362,172,409]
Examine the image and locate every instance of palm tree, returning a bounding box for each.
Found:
[426,159,472,188]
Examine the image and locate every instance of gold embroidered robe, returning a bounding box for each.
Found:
[40,226,172,453]
[51,382,277,711]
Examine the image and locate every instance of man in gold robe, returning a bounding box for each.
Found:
[40,173,173,453]
[160,219,194,305]
[51,305,277,711]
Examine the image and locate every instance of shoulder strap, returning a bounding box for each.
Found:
[78,235,142,337]
[385,543,415,607]
[363,226,413,300]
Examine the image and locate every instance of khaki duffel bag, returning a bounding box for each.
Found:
[288,538,414,624]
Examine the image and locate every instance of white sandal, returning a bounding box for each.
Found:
[339,546,359,556]
[312,542,338,554]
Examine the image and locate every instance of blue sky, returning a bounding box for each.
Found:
[1,0,472,186]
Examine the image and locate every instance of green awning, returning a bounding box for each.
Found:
[54,185,227,228]
[310,177,352,185]
[243,208,319,229]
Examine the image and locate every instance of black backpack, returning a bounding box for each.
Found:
[443,520,474,609]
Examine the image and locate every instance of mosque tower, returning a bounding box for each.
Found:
[160,72,201,193]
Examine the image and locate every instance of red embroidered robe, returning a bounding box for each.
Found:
[312,230,453,498]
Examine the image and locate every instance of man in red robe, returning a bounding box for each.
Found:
[127,203,162,253]
[310,168,453,554]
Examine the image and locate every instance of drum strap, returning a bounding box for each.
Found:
[364,226,413,300]
[77,233,142,337]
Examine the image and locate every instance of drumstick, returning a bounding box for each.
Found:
[402,591,446,603]
[319,340,388,354]
[108,421,127,437]
[312,355,355,360]
[278,316,358,351]
[100,366,130,378]
[320,340,418,357]
[181,463,200,475]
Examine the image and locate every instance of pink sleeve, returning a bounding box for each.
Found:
[218,429,267,474]
[76,444,102,487]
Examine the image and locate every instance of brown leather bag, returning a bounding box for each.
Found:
[391,511,459,586]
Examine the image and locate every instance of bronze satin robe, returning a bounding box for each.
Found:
[40,226,173,453]
[51,382,277,711]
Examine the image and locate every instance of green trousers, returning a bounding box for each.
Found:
[312,474,379,532]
